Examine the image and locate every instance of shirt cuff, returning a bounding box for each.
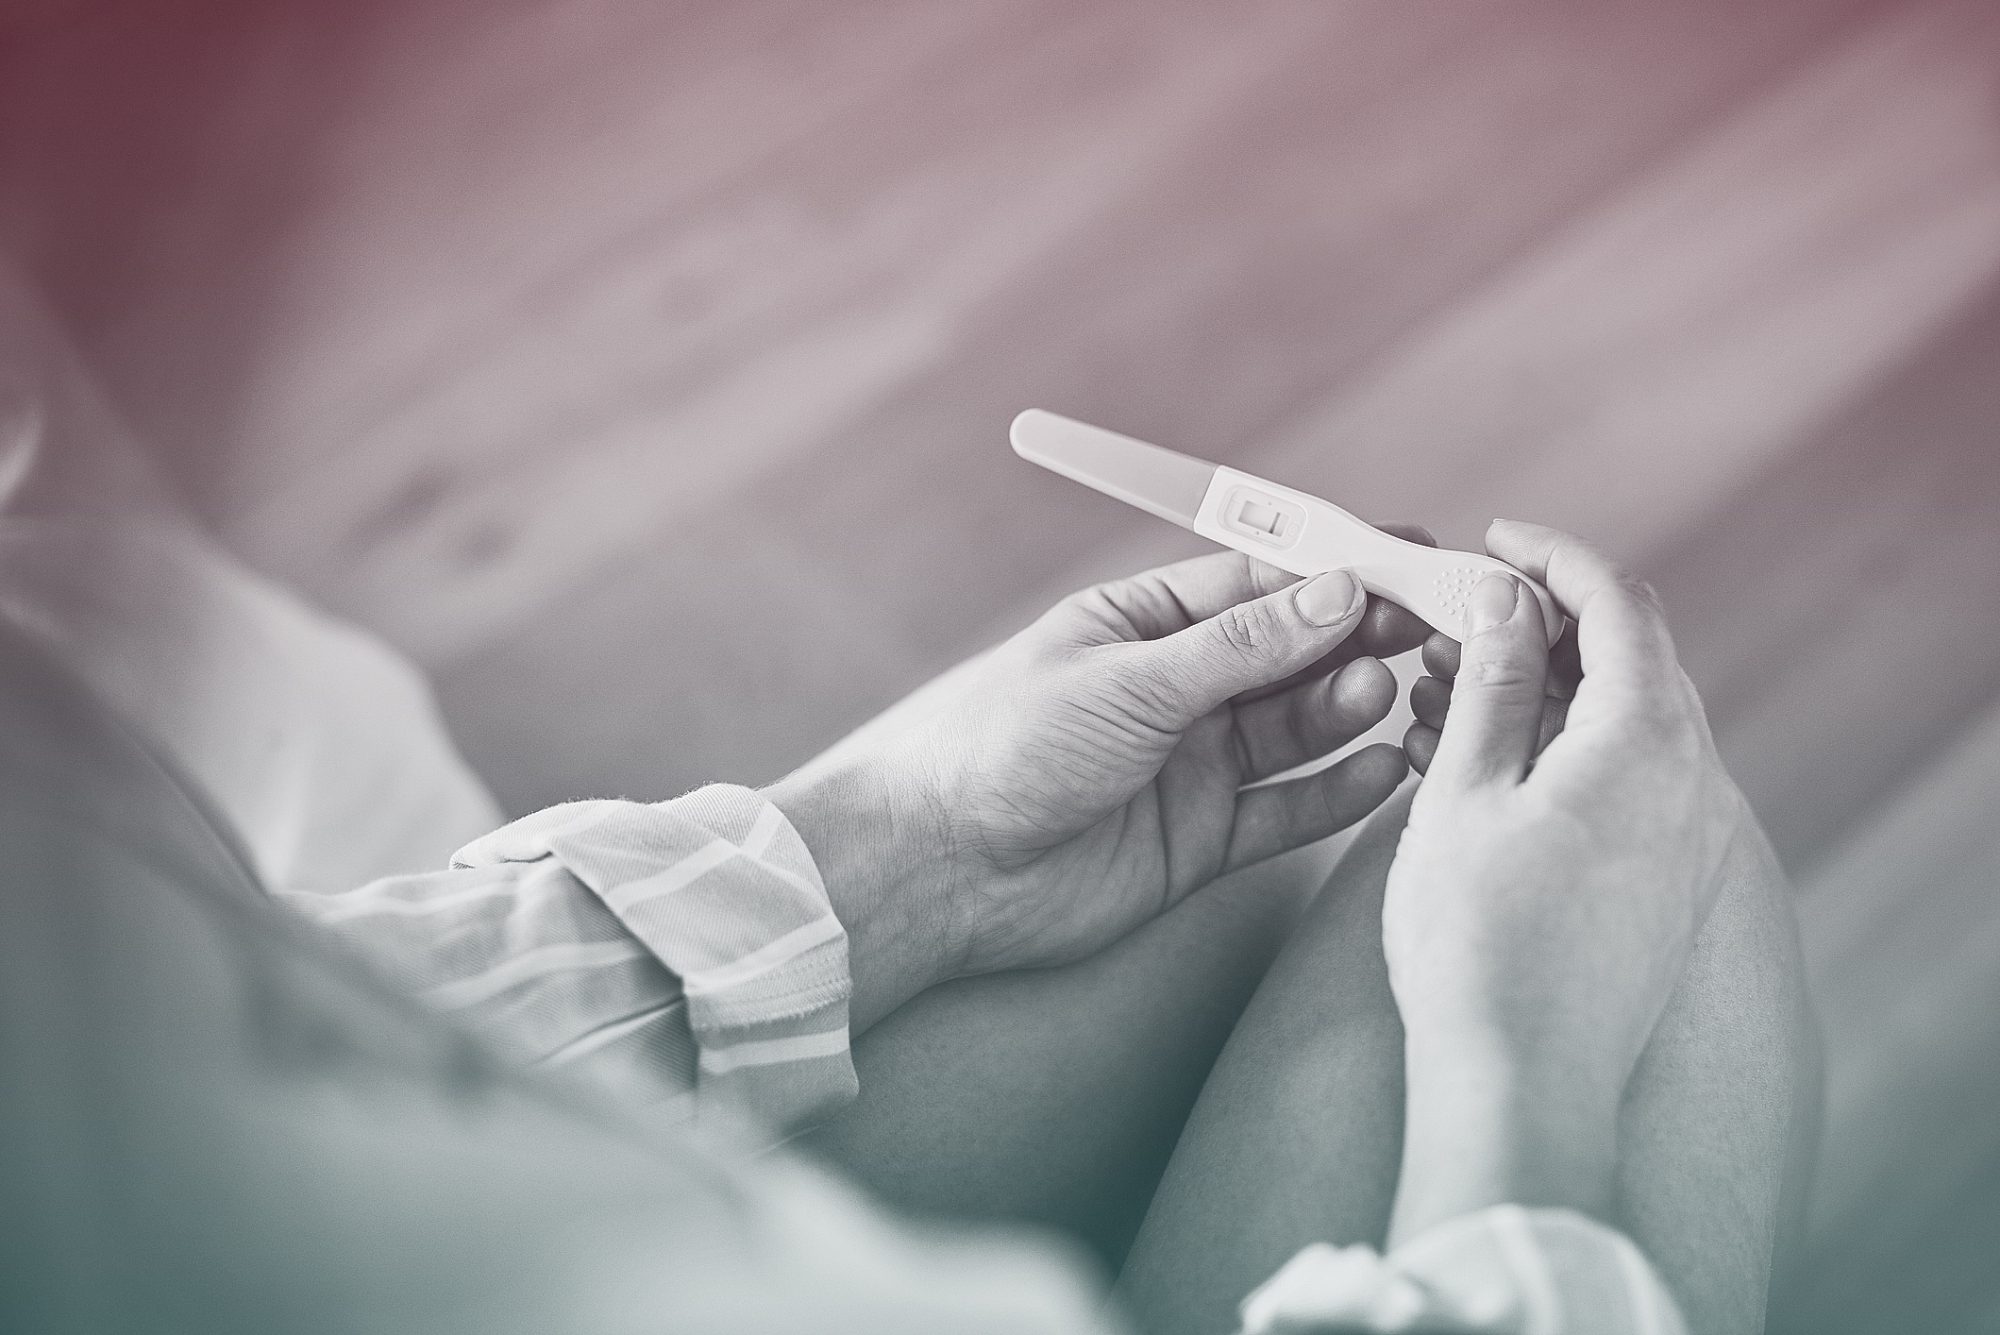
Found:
[454,784,858,1132]
[1237,1206,1689,1335]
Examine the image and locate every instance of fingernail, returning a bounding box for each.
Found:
[1469,573,1518,632]
[1296,569,1362,626]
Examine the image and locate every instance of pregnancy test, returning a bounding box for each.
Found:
[1010,409,1562,645]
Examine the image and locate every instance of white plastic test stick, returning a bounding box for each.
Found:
[1010,409,1562,646]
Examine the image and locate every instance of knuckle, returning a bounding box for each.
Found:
[1021,606,1097,665]
[1459,650,1539,694]
[1213,603,1274,662]
[1059,583,1134,634]
[1144,654,1205,708]
[1056,584,1107,619]
[1089,657,1186,732]
[1420,635,1461,680]
[1037,590,1100,642]
[1616,574,1666,618]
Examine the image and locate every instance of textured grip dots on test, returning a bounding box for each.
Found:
[1433,567,1483,622]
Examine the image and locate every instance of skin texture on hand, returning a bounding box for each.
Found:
[1384,521,1752,1244]
[769,542,1437,1033]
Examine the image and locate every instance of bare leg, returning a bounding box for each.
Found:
[801,841,1335,1264]
[1119,789,1812,1335]
[811,774,1809,1333]
[1618,815,1818,1335]
[1116,787,1413,1335]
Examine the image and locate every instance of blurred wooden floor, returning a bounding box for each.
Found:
[5,2,2000,1330]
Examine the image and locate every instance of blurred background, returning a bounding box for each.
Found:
[4,1,2000,1330]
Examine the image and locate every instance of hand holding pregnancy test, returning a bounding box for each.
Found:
[1010,409,1562,647]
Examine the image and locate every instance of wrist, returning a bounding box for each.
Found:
[763,759,961,1032]
[1392,1031,1620,1246]
[1394,974,1636,1118]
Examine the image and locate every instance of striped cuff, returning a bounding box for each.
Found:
[1237,1207,1688,1335]
[456,786,858,1132]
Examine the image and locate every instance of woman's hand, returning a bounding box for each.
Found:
[1382,521,1750,1240]
[769,546,1433,1029]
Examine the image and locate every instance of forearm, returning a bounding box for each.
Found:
[765,759,958,1034]
[1390,1031,1621,1247]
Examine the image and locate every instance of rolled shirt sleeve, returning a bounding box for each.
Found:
[280,783,857,1134]
[1237,1206,1689,1335]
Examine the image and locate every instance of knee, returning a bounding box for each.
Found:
[1286,783,1414,951]
[1233,784,1418,1056]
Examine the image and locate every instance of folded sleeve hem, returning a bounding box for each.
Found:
[513,785,858,1131]
[1238,1206,1689,1335]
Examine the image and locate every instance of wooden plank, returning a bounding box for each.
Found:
[1652,284,2000,869]
[216,1,1863,660]
[429,1,1884,799]
[1242,0,2000,562]
[0,0,1041,500]
[1063,0,2000,620]
[200,0,1056,509]
[230,0,1370,663]
[625,0,1890,667]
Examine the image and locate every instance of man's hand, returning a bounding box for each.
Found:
[770,545,1434,1029]
[1381,521,1752,1241]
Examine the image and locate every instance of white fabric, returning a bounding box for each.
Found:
[0,511,504,893]
[1239,1207,1689,1335]
[0,255,500,897]
[293,786,859,1132]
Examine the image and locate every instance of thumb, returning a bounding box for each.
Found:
[1423,573,1549,792]
[1126,569,1366,726]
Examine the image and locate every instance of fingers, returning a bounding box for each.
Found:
[1420,574,1550,792]
[1403,720,1440,775]
[1224,524,1437,704]
[1379,522,1439,548]
[1420,621,1581,700]
[1544,630,1583,701]
[1228,593,1431,704]
[1080,550,1298,641]
[1409,674,1453,730]
[1419,630,1460,680]
[1411,673,1571,741]
[1077,524,1435,650]
[1480,522,1722,807]
[1484,520,1679,697]
[1356,596,1437,659]
[1224,742,1409,872]
[1231,656,1395,781]
[1407,674,1569,773]
[1125,568,1370,726]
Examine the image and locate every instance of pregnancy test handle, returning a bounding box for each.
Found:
[1194,467,1562,646]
